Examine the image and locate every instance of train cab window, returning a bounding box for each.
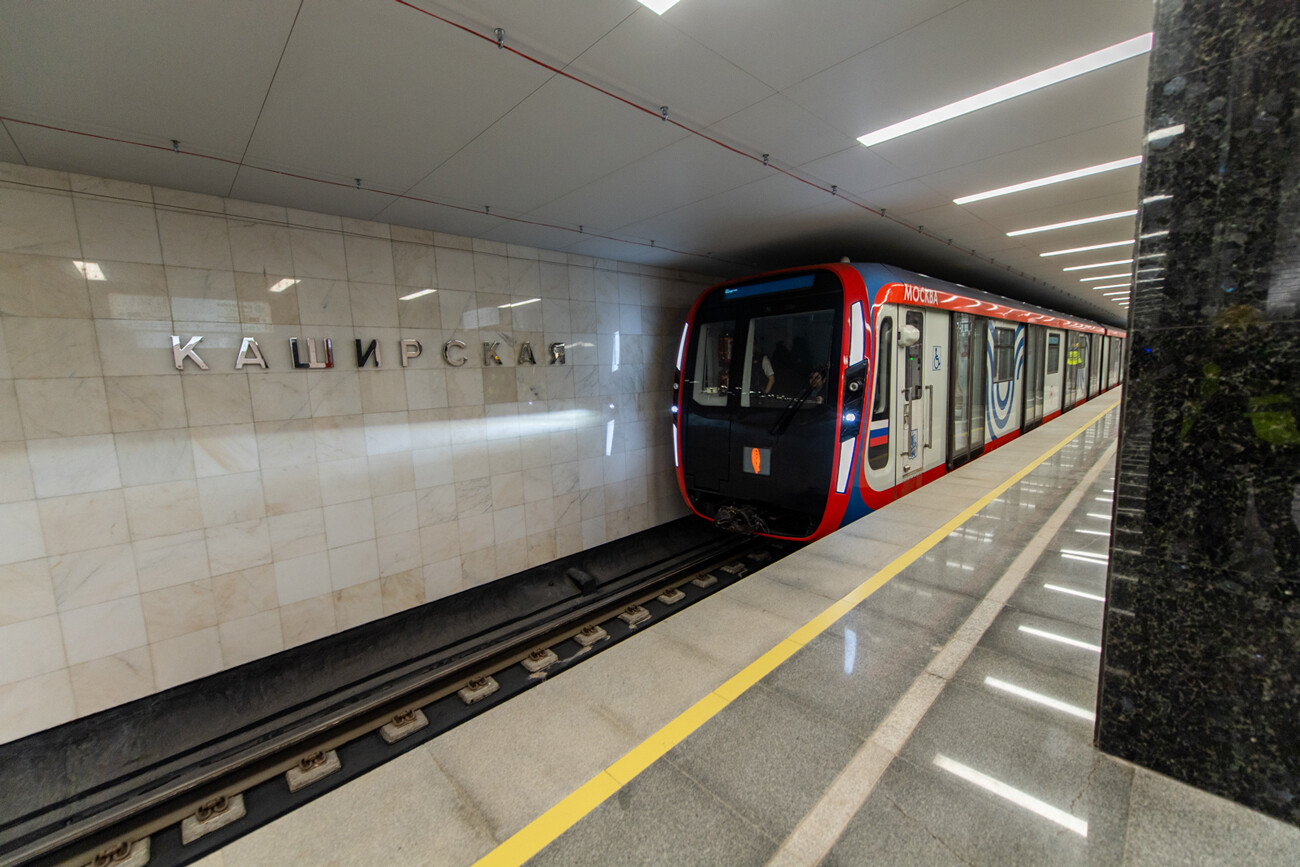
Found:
[691,320,734,407]
[993,327,1015,383]
[868,317,893,470]
[740,310,836,408]
[1047,334,1061,374]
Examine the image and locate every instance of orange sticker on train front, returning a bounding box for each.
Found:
[744,446,771,476]
[751,448,762,474]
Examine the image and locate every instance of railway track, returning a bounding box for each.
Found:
[3,532,795,867]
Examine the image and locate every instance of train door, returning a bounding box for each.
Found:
[1088,335,1103,397]
[986,322,1023,441]
[895,307,947,494]
[864,305,897,503]
[1044,330,1064,417]
[948,312,986,468]
[1021,325,1046,433]
[1099,338,1110,391]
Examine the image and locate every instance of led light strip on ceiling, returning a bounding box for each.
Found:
[859,33,1153,147]
[955,156,1142,205]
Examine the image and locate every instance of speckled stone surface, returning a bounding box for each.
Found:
[1096,0,1300,826]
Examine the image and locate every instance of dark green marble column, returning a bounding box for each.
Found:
[1097,0,1300,825]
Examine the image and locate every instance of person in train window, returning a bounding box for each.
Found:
[808,364,830,404]
[755,343,776,394]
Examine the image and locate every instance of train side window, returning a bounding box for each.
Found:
[868,317,892,470]
[1047,333,1061,374]
[993,327,1015,383]
[691,320,734,407]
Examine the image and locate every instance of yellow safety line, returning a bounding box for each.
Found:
[474,399,1120,866]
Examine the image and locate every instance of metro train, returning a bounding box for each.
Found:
[671,263,1125,541]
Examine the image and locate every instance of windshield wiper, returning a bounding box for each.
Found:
[769,382,817,436]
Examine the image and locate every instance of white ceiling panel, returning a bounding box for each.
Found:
[705,94,859,168]
[527,135,772,234]
[5,123,238,197]
[240,0,554,191]
[407,78,688,215]
[430,0,642,66]
[793,146,913,197]
[0,0,300,156]
[0,125,26,164]
[664,0,968,92]
[479,222,586,255]
[923,117,1147,200]
[566,8,775,127]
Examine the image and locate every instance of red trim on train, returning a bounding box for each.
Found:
[1043,409,1063,423]
[982,429,1021,454]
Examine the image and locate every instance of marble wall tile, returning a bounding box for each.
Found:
[0,670,76,743]
[0,187,81,258]
[48,544,138,612]
[67,646,154,716]
[289,227,347,279]
[228,220,293,275]
[274,552,332,608]
[0,252,91,319]
[261,463,322,517]
[212,564,279,624]
[156,211,232,271]
[73,198,161,266]
[380,568,423,615]
[3,316,101,379]
[167,266,239,323]
[0,560,56,626]
[114,428,196,487]
[133,530,211,593]
[191,423,260,477]
[59,596,147,666]
[123,480,204,539]
[86,261,170,321]
[25,432,121,495]
[141,579,217,643]
[0,441,34,503]
[105,375,188,432]
[327,540,379,591]
[333,580,382,630]
[218,609,284,668]
[38,491,129,555]
[150,626,221,690]
[279,593,336,648]
[205,519,272,575]
[0,615,66,685]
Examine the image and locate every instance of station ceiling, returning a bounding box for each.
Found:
[0,0,1156,326]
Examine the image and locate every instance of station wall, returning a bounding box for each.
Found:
[0,161,706,743]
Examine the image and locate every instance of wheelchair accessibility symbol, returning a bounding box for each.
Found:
[932,345,942,371]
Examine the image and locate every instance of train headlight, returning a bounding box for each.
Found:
[671,405,679,414]
[844,411,857,423]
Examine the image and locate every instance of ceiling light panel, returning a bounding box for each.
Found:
[637,0,681,13]
[954,156,1141,204]
[1008,209,1138,236]
[858,33,1152,147]
[1040,239,1135,257]
[1061,258,1134,271]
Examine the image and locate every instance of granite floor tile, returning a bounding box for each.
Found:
[1120,767,1300,866]
[979,606,1104,681]
[761,609,948,740]
[665,683,865,842]
[947,645,1099,732]
[852,575,979,638]
[889,682,1133,865]
[527,760,777,867]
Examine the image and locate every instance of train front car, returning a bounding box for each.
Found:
[673,266,867,541]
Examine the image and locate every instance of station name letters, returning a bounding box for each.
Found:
[170,336,567,371]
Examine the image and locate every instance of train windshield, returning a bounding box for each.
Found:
[740,311,837,408]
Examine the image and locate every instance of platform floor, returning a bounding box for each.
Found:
[196,390,1300,866]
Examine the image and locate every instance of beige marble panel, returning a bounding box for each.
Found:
[0,186,82,258]
[279,593,336,648]
[67,646,154,715]
[0,251,91,318]
[105,375,188,432]
[0,670,76,743]
[218,609,284,668]
[212,564,279,624]
[59,596,147,666]
[13,379,112,441]
[38,491,130,555]
[150,626,222,689]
